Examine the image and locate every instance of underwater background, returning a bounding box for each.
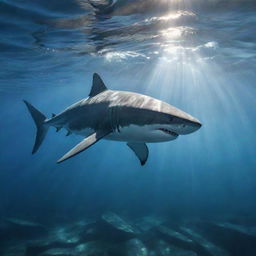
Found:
[0,0,256,255]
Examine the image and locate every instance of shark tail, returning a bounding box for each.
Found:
[23,100,49,154]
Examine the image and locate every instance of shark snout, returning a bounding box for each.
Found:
[166,116,202,135]
[179,120,202,135]
[195,121,202,128]
[191,120,202,130]
[190,119,202,128]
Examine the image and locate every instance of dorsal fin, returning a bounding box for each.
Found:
[89,73,107,97]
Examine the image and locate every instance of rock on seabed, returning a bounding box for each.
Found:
[1,214,256,256]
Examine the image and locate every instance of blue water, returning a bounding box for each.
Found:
[0,0,256,254]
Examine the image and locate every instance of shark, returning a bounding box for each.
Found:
[24,73,201,165]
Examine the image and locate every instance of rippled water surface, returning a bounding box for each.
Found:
[0,0,256,255]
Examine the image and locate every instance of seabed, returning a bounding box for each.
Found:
[1,212,256,256]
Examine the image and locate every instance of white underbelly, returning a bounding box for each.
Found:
[70,125,177,143]
[105,124,176,143]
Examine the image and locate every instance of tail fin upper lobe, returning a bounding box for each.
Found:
[23,100,49,154]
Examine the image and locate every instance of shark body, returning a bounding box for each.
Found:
[24,73,201,165]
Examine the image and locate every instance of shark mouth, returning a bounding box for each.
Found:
[158,128,178,137]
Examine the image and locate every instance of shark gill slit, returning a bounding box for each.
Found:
[110,107,115,132]
[110,107,120,133]
[116,106,120,132]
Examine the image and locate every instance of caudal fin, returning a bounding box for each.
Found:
[23,100,49,154]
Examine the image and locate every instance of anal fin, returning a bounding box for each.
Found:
[127,142,149,166]
[57,129,111,163]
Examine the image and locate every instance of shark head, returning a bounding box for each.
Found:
[105,92,202,143]
[138,113,201,143]
[151,101,202,141]
[159,106,201,135]
[154,114,201,140]
[102,87,202,143]
[108,108,201,143]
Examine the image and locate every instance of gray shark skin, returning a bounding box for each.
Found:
[24,73,201,166]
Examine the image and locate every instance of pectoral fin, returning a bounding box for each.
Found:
[127,142,149,166]
[57,130,111,163]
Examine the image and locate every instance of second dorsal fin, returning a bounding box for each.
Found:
[89,73,108,97]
